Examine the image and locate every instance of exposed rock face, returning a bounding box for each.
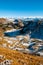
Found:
[21,20,43,39]
[4,19,43,39]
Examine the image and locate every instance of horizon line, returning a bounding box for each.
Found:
[0,16,43,18]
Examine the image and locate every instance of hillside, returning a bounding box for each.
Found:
[0,47,43,65]
[0,18,43,65]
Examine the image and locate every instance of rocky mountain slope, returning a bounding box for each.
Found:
[0,18,43,65]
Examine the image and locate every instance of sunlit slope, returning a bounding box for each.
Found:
[0,47,43,65]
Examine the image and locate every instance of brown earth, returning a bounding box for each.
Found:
[0,47,43,65]
[0,18,6,23]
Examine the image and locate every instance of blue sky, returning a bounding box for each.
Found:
[0,0,43,17]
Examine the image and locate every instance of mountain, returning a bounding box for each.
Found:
[4,18,43,39]
[0,18,6,24]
